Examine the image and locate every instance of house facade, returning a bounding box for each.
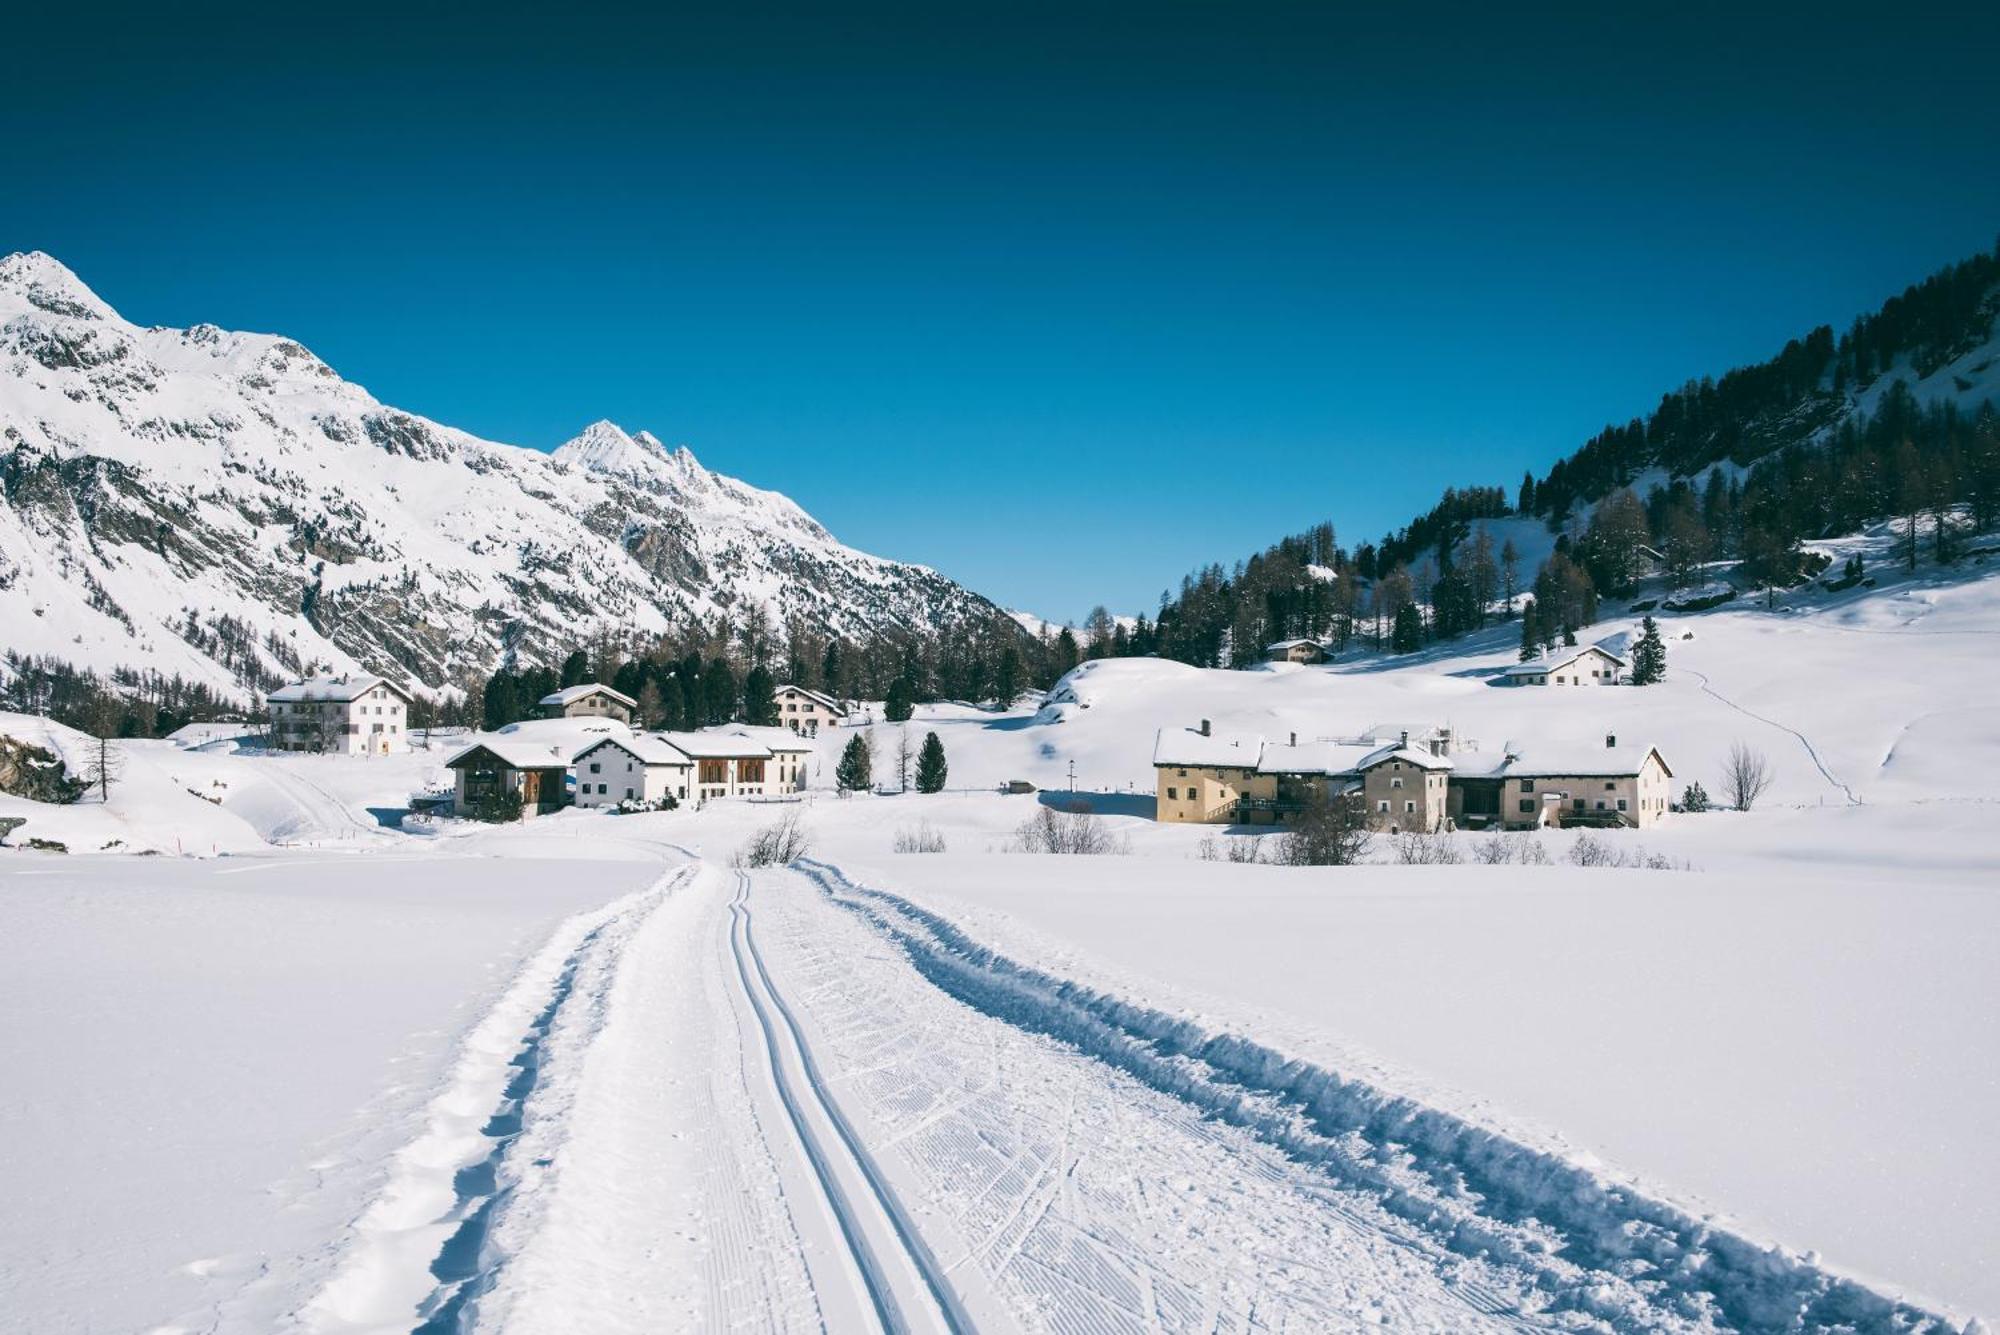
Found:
[773,684,847,736]
[267,674,413,755]
[539,683,636,724]
[1503,645,1626,686]
[1157,723,1671,832]
[445,740,573,818]
[1263,639,1326,665]
[571,735,694,809]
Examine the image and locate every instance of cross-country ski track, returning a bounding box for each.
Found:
[291,851,1959,1334]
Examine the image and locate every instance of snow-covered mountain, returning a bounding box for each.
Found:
[0,252,1017,699]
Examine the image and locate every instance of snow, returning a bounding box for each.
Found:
[4,564,1999,1330]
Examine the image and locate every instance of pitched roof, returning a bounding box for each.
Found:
[268,673,408,703]
[444,717,629,769]
[1264,638,1322,652]
[576,734,696,766]
[1356,743,1454,772]
[538,682,637,708]
[655,729,773,760]
[714,724,812,752]
[1154,727,1262,768]
[1255,741,1378,776]
[776,684,846,714]
[1502,644,1628,675]
[1501,743,1670,779]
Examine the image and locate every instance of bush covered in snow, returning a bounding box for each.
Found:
[735,809,811,867]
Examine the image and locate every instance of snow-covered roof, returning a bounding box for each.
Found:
[267,673,407,703]
[1255,741,1377,776]
[776,684,846,714]
[1153,727,1262,769]
[1357,744,1454,772]
[576,734,696,767]
[655,729,773,760]
[1264,638,1322,652]
[715,724,813,752]
[1449,740,1670,780]
[445,717,629,769]
[1503,645,1627,676]
[538,682,637,709]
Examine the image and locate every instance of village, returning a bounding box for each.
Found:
[256,629,1677,837]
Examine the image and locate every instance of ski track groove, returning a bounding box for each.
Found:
[1677,665,1862,804]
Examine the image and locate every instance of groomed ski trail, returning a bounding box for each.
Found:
[728,871,973,1334]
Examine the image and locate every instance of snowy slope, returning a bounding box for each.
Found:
[0,252,1017,701]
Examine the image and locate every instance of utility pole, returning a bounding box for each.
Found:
[1067,758,1076,795]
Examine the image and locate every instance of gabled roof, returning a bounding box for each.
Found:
[776,684,846,714]
[1501,743,1671,780]
[1154,727,1261,769]
[715,724,812,753]
[538,682,637,709]
[268,673,409,704]
[446,738,577,770]
[1264,638,1322,652]
[575,734,696,767]
[1356,743,1454,772]
[656,729,773,760]
[1503,644,1628,676]
[445,718,629,769]
[1255,741,1378,776]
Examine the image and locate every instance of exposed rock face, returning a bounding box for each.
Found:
[0,252,1019,698]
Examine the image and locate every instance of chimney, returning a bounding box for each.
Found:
[1289,731,1297,746]
[1606,733,1617,749]
[1199,719,1211,737]
[1400,729,1409,748]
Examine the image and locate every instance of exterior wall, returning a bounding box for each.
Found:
[555,692,633,724]
[572,745,693,808]
[1512,648,1624,687]
[1360,760,1448,832]
[692,754,785,801]
[1154,764,1260,822]
[767,749,810,792]
[1266,643,1322,664]
[271,684,408,755]
[1497,754,1671,828]
[451,760,564,819]
[775,687,844,736]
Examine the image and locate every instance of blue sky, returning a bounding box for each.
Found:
[8,3,1999,622]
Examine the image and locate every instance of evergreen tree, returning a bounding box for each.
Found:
[916,731,948,793]
[1390,603,1424,654]
[635,679,665,728]
[884,674,916,723]
[742,665,778,725]
[559,649,590,688]
[835,733,873,792]
[1629,615,1667,685]
[702,656,736,724]
[1051,627,1080,677]
[993,644,1022,707]
[481,673,519,730]
[1518,600,1541,662]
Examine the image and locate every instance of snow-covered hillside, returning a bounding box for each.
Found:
[0,252,1016,701]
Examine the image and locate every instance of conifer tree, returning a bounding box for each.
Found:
[916,731,948,793]
[742,665,778,725]
[559,648,590,688]
[1629,615,1667,685]
[835,733,873,793]
[1390,604,1424,654]
[884,674,916,723]
[1518,600,1541,662]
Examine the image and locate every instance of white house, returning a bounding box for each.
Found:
[773,684,847,736]
[714,725,813,792]
[539,683,636,724]
[443,718,628,819]
[267,674,413,755]
[1263,638,1326,665]
[571,734,695,809]
[1502,645,1627,686]
[658,730,777,801]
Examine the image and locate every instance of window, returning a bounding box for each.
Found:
[625,787,634,799]
[589,762,600,773]
[1390,777,1403,789]
[1376,800,1389,813]
[1617,799,1628,811]
[1403,801,1415,814]
[1518,799,1534,814]
[1604,781,1615,791]
[1166,787,1179,800]
[1520,779,1535,792]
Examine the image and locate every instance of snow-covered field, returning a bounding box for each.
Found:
[2,564,1996,1332]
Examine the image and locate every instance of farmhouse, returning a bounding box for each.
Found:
[715,725,813,792]
[1449,736,1673,829]
[267,674,413,755]
[773,684,847,735]
[539,683,636,723]
[1502,645,1626,686]
[571,734,694,809]
[1155,723,1671,832]
[444,718,627,819]
[1263,638,1326,665]
[658,730,779,801]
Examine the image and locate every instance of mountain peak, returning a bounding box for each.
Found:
[554,420,709,483]
[0,251,117,322]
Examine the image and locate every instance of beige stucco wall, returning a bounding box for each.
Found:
[1496,753,1671,828]
[1361,760,1448,832]
[1155,764,1261,822]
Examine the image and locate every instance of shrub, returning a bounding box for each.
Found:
[735,809,811,867]
[1722,743,1773,811]
[466,788,523,823]
[1679,781,1710,813]
[1275,790,1371,866]
[1473,833,1513,864]
[893,821,948,854]
[1012,801,1122,855]
[1393,831,1463,865]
